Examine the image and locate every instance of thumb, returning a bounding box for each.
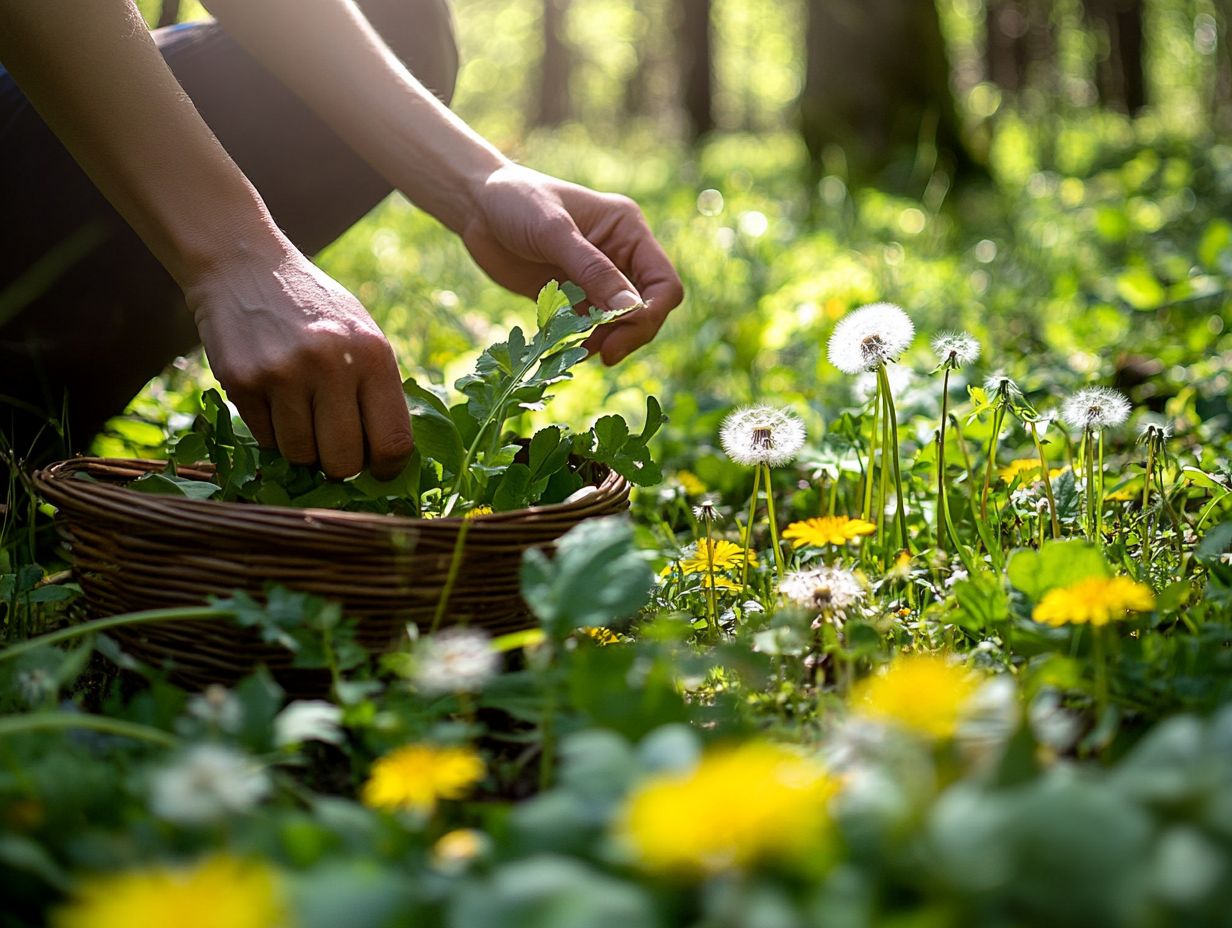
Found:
[553,227,642,313]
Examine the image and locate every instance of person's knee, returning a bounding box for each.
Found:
[359,0,460,106]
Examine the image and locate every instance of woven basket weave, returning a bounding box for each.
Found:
[34,457,630,691]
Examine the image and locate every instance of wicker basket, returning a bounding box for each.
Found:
[34,457,630,691]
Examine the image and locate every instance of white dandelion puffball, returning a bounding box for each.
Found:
[931,331,980,368]
[827,302,915,374]
[1062,386,1131,432]
[274,700,344,747]
[414,628,500,695]
[149,744,270,825]
[778,566,865,614]
[719,405,807,467]
[983,372,1022,398]
[1137,419,1171,442]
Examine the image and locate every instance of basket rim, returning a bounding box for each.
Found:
[33,456,631,534]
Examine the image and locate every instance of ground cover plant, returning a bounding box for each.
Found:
[4,19,1232,928]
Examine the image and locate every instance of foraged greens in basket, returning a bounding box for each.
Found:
[124,282,664,517]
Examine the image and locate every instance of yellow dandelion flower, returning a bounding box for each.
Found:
[1049,466,1069,482]
[661,538,758,577]
[432,829,488,871]
[53,855,291,928]
[578,626,623,645]
[782,516,877,548]
[464,505,493,520]
[999,459,1042,484]
[361,744,485,814]
[1032,575,1155,627]
[619,742,839,875]
[850,654,981,739]
[676,470,707,496]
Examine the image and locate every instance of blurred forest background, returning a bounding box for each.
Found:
[111,0,1232,457]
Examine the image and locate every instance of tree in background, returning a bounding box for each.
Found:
[678,0,714,142]
[985,0,1055,95]
[534,0,573,126]
[1083,0,1147,114]
[798,0,975,190]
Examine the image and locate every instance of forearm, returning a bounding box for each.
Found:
[202,0,506,234]
[0,0,289,287]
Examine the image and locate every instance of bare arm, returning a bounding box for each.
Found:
[0,0,413,478]
[202,0,684,363]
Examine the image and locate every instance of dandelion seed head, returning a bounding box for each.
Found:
[413,629,499,695]
[982,372,1022,398]
[778,566,865,615]
[1137,419,1172,443]
[827,302,915,375]
[692,498,721,523]
[930,331,981,368]
[719,405,806,467]
[1061,386,1131,432]
[149,745,270,825]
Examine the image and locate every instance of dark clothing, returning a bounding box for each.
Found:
[0,0,458,468]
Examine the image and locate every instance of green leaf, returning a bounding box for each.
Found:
[128,473,220,500]
[493,463,533,511]
[1198,219,1232,271]
[291,483,355,510]
[404,379,465,474]
[1007,539,1110,600]
[521,516,653,637]
[535,280,571,329]
[349,450,422,503]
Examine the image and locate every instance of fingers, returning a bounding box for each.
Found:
[312,386,365,479]
[549,225,643,314]
[358,357,416,480]
[269,391,318,467]
[231,395,276,449]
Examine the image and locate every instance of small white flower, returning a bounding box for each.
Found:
[944,568,969,589]
[719,405,806,467]
[1062,386,1131,431]
[1137,419,1172,443]
[982,372,1022,398]
[827,302,915,375]
[778,566,865,614]
[413,629,500,695]
[274,700,344,747]
[186,684,242,733]
[149,744,269,825]
[1219,552,1232,566]
[931,331,980,368]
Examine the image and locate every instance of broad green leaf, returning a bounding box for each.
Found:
[493,462,533,511]
[128,472,220,500]
[1007,539,1110,600]
[521,516,653,636]
[1198,219,1232,271]
[535,280,571,329]
[404,379,465,474]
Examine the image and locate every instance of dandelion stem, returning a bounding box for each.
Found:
[0,712,179,748]
[1097,431,1107,543]
[762,463,787,580]
[981,405,1006,522]
[878,365,910,554]
[1030,422,1061,539]
[740,463,762,593]
[937,367,952,553]
[703,519,719,634]
[1142,436,1156,572]
[862,374,882,523]
[0,606,232,664]
[431,520,471,634]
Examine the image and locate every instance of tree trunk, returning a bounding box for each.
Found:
[534,0,572,127]
[1084,0,1146,114]
[799,0,976,190]
[986,0,1031,93]
[623,0,650,119]
[678,0,714,142]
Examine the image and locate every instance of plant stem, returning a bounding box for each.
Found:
[703,519,719,634]
[937,367,952,553]
[1142,436,1156,572]
[1096,430,1106,543]
[862,375,882,523]
[0,712,179,748]
[981,405,1006,522]
[1030,422,1061,539]
[762,463,787,580]
[740,463,762,593]
[1092,624,1109,721]
[878,365,910,553]
[0,606,232,664]
[431,520,471,634]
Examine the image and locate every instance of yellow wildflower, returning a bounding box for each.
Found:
[53,855,291,928]
[464,505,493,520]
[999,459,1041,483]
[432,829,488,871]
[361,744,485,814]
[676,470,707,496]
[782,516,876,548]
[661,539,757,577]
[851,654,980,739]
[619,742,839,875]
[1032,576,1155,627]
[578,626,623,645]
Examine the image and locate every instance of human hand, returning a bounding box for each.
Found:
[185,250,413,479]
[461,164,684,364]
